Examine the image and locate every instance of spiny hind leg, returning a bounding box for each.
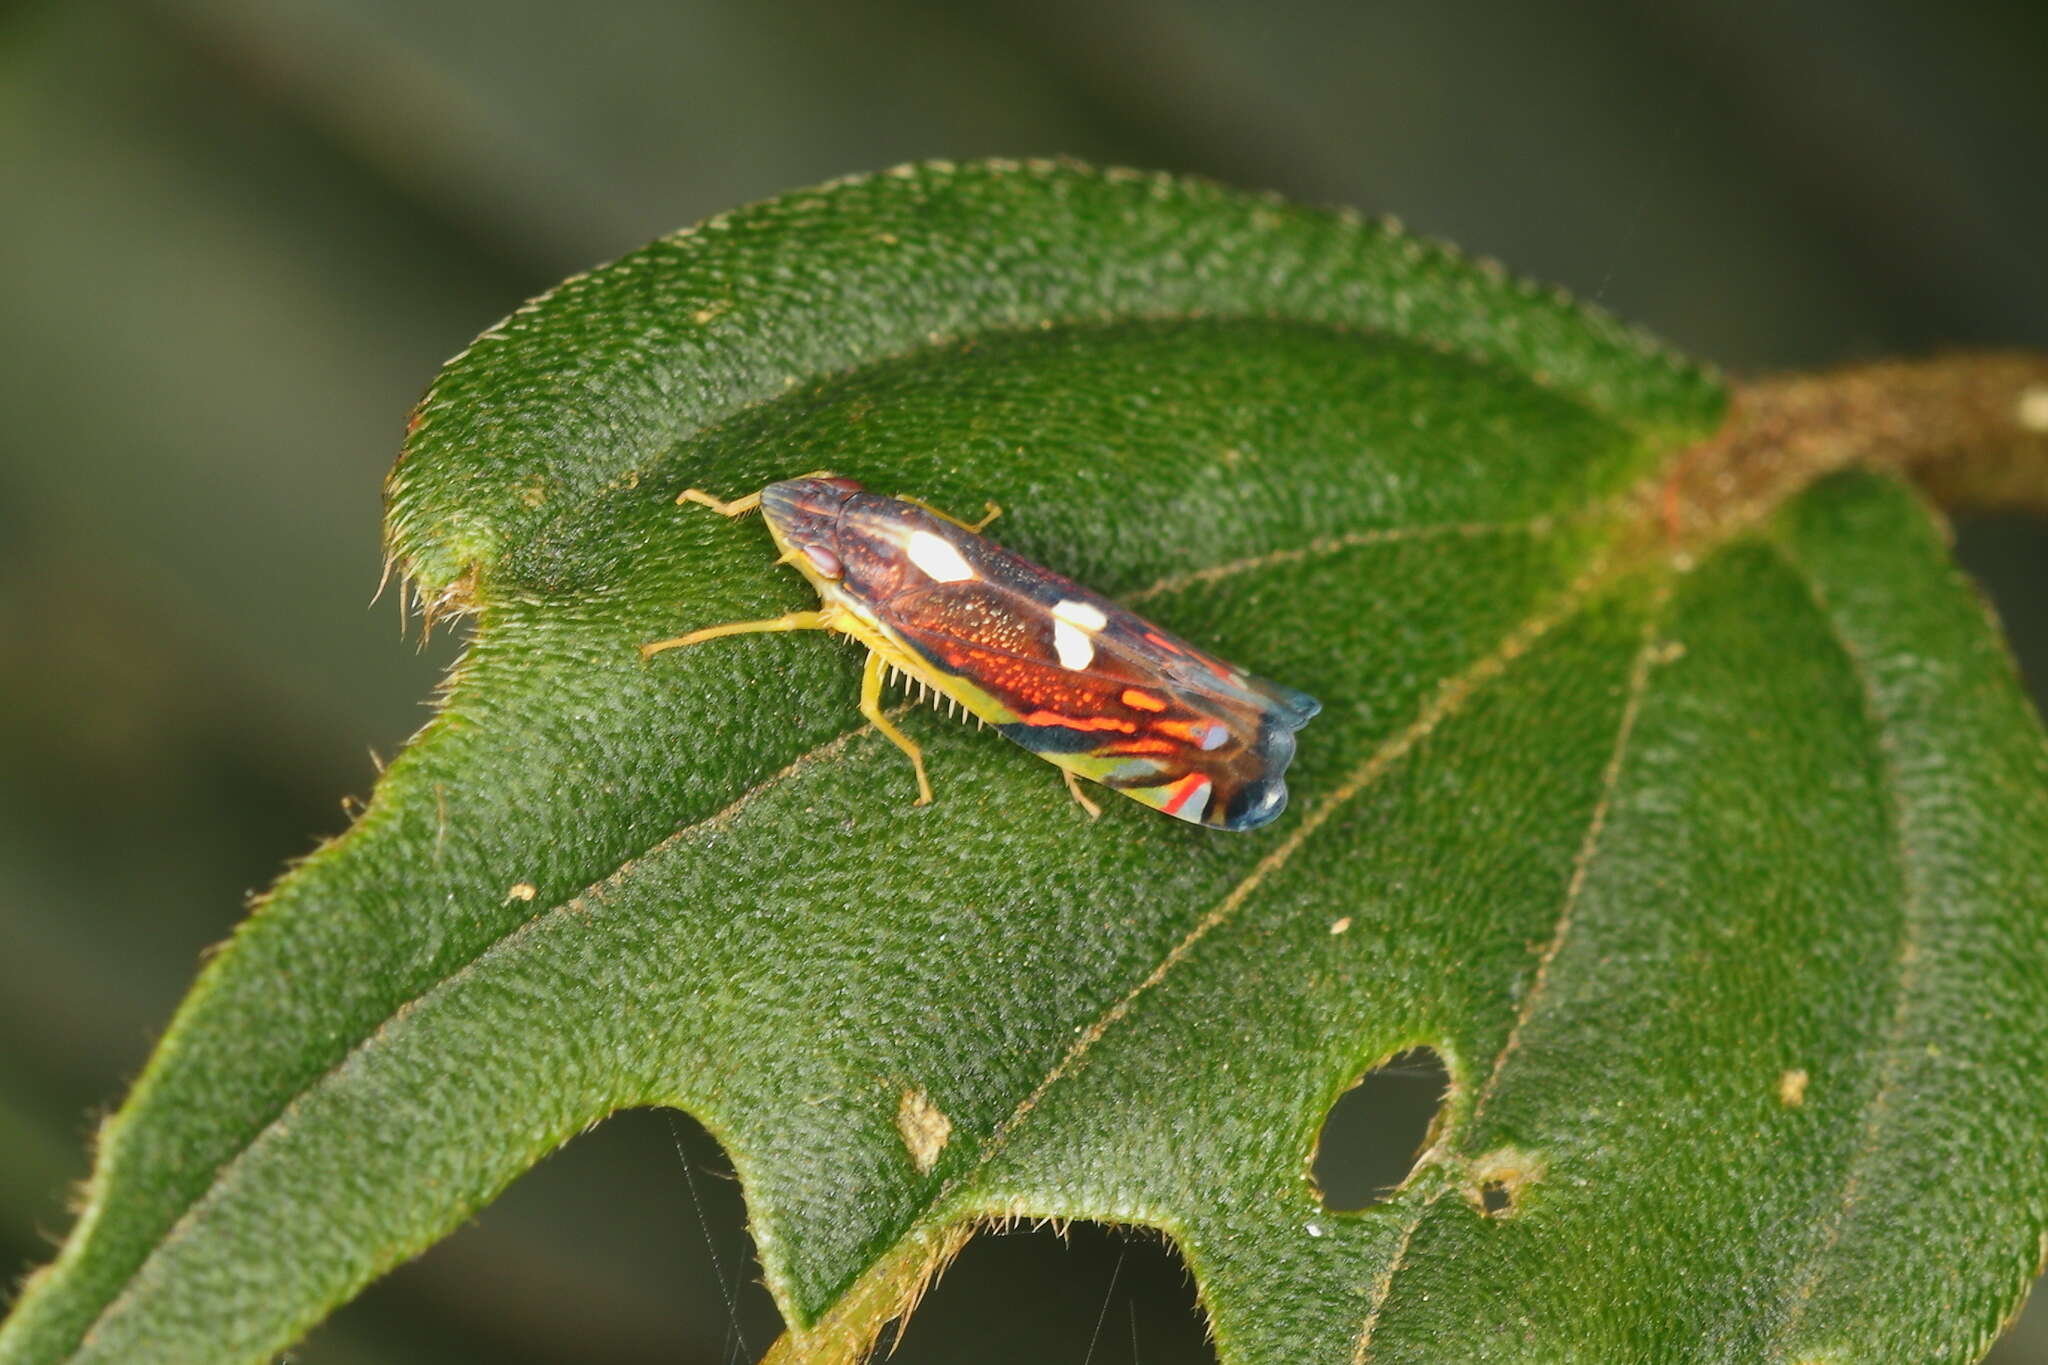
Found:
[861,650,934,805]
[641,609,833,660]
[1061,767,1103,820]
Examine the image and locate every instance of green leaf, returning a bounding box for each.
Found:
[4,160,2045,1364]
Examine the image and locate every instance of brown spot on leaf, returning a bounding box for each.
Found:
[897,1089,951,1175]
[1779,1068,1810,1108]
[1467,1146,1545,1218]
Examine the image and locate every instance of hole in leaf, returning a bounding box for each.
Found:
[1467,1145,1545,1220]
[299,1108,780,1364]
[1313,1045,1450,1211]
[881,1220,1217,1364]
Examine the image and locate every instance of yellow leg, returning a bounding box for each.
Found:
[862,650,934,805]
[676,487,761,516]
[895,495,1002,535]
[1061,767,1103,820]
[677,469,840,518]
[640,610,832,659]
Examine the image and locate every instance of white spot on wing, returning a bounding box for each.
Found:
[1052,598,1108,630]
[904,529,975,583]
[1053,619,1094,670]
[1051,598,1106,670]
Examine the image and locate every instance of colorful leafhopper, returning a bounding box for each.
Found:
[642,475,1319,831]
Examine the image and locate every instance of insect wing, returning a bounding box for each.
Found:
[846,505,1318,830]
[1018,592,1319,831]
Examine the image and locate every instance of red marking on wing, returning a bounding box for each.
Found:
[1020,710,1137,733]
[1162,772,1211,815]
[842,508,1302,827]
[930,637,1142,721]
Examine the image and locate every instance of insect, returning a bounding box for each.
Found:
[641,474,1320,830]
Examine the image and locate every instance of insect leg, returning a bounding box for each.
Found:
[678,469,839,518]
[676,487,762,517]
[640,609,834,659]
[861,650,934,806]
[893,494,1002,535]
[1061,767,1104,820]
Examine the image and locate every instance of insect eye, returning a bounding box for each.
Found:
[801,543,844,578]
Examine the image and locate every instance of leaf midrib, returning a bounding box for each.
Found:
[61,512,1554,1361]
[771,542,1637,1361]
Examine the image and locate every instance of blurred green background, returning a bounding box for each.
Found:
[2,1,2044,1361]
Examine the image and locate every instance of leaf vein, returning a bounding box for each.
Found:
[900,561,1625,1355]
[1123,518,1546,603]
[70,722,878,1356]
[1352,579,1669,1363]
[976,585,1606,1164]
[65,511,1535,1360]
[1761,539,1928,1359]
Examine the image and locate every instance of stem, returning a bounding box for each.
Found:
[1665,351,2048,542]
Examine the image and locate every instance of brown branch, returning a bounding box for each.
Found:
[1661,351,2048,545]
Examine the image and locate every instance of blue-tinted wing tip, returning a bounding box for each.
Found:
[1219,773,1291,831]
[1254,678,1321,727]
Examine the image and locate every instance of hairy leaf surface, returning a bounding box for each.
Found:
[4,161,2044,1365]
